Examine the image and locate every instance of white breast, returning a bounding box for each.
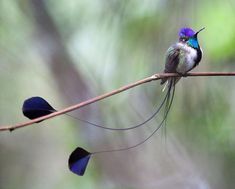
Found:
[176,43,198,74]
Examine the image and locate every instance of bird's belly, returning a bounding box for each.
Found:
[176,50,197,74]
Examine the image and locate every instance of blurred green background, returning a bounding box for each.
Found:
[0,0,235,189]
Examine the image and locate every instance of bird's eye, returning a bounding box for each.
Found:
[180,37,188,42]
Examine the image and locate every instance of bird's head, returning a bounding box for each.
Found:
[178,27,205,49]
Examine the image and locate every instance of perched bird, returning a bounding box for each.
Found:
[22,28,205,176]
[161,27,205,86]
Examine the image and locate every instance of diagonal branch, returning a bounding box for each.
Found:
[1,72,235,132]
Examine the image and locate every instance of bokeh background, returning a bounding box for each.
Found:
[0,0,235,189]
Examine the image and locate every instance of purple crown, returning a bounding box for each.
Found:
[179,28,195,37]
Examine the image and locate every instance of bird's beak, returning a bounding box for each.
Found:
[194,27,205,37]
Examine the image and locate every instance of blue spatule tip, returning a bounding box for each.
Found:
[22,96,56,121]
[68,147,91,176]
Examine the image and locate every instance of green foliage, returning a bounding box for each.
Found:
[200,1,235,61]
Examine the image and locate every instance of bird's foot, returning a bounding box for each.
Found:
[176,72,188,77]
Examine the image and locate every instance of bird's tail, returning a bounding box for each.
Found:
[161,77,180,92]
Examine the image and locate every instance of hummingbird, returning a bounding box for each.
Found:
[21,28,205,176]
[161,27,205,86]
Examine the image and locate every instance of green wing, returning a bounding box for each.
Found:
[161,45,184,85]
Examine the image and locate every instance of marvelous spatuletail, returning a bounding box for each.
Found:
[22,27,204,176]
[161,27,204,87]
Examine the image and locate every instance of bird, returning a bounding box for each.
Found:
[161,27,205,86]
[22,28,205,176]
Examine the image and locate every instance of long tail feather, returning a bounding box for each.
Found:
[65,92,168,131]
[25,91,169,131]
[91,83,175,154]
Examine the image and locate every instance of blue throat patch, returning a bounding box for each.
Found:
[187,38,199,49]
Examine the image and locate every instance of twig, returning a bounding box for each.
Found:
[1,72,235,132]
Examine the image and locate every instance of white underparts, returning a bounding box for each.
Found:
[175,43,198,74]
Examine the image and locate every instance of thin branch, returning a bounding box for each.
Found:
[1,72,235,132]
